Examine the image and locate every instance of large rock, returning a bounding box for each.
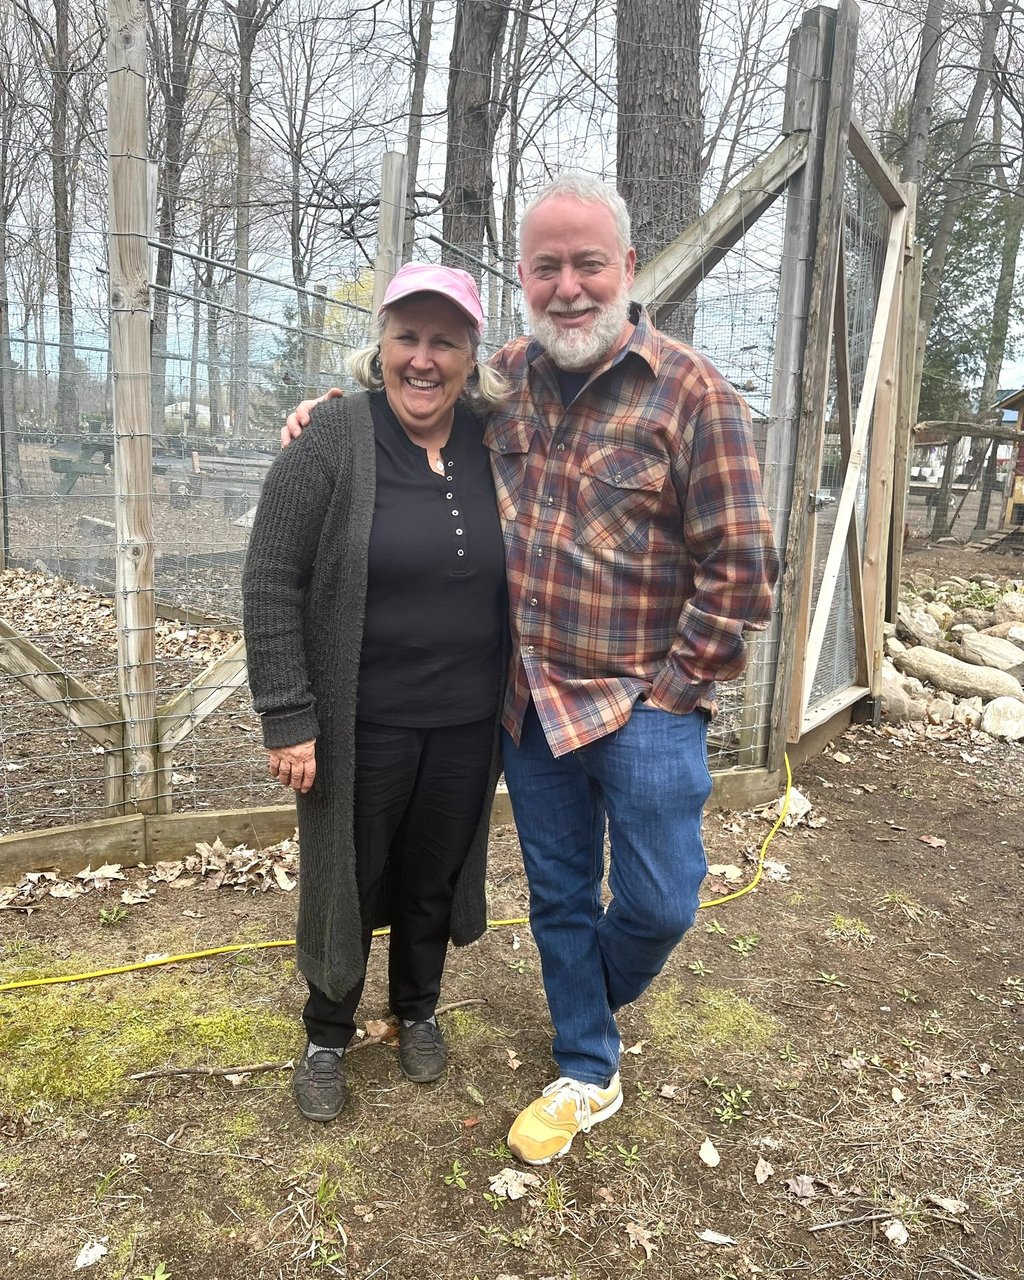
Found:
[981,697,1024,740]
[994,591,1024,625]
[896,602,943,647]
[957,607,995,629]
[960,632,1024,678]
[892,646,1024,702]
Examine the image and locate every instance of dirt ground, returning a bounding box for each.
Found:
[1,542,1023,1280]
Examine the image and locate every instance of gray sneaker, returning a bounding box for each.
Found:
[293,1047,348,1121]
[398,1020,447,1083]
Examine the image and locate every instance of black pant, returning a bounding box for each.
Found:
[303,716,494,1048]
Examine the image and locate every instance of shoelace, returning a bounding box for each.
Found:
[307,1051,343,1087]
[540,1077,597,1133]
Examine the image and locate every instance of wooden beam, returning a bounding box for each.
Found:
[372,152,408,315]
[888,224,923,620]
[768,0,859,768]
[109,0,158,813]
[0,618,121,748]
[0,814,145,885]
[913,421,1023,444]
[157,638,249,754]
[848,116,906,211]
[862,227,906,697]
[631,132,809,313]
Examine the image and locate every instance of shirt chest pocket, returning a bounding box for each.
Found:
[484,415,536,523]
[576,445,670,555]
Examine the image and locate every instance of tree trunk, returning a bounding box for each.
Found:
[442,0,509,280]
[402,0,434,262]
[53,0,78,437]
[918,0,1006,340]
[0,210,24,507]
[616,0,703,336]
[900,0,945,186]
[148,0,210,433]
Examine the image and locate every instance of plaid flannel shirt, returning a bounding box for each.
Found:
[485,304,780,758]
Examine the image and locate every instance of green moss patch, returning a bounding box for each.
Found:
[0,969,295,1111]
[646,983,778,1057]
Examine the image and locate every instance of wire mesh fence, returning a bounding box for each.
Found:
[0,2,909,841]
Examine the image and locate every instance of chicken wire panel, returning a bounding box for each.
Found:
[0,248,124,833]
[148,261,371,819]
[655,197,787,769]
[842,158,889,431]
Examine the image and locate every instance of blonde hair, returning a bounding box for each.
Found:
[349,304,509,414]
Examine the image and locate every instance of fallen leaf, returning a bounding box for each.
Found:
[884,1218,909,1247]
[754,1157,774,1184]
[488,1167,542,1201]
[832,752,852,764]
[924,1193,968,1215]
[891,1086,906,1103]
[74,1240,108,1269]
[659,1084,679,1099]
[785,1174,816,1201]
[364,1019,396,1040]
[696,1228,737,1246]
[273,865,296,892]
[460,1116,480,1129]
[505,1047,521,1071]
[625,1222,656,1258]
[918,834,947,848]
[623,1040,647,1055]
[707,863,743,882]
[596,1186,615,1204]
[699,1137,720,1167]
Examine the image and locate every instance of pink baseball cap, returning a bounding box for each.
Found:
[378,263,484,330]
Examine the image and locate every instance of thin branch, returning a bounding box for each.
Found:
[807,1211,894,1233]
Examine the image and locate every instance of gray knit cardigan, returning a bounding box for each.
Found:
[242,393,500,1003]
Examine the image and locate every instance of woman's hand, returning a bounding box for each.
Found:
[268,740,317,792]
[280,388,344,448]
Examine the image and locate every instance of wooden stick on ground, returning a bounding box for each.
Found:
[807,1211,893,1233]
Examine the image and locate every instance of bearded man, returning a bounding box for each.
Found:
[282,174,779,1164]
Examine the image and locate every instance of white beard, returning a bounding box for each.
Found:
[529,290,631,371]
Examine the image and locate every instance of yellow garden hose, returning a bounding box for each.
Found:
[0,754,792,995]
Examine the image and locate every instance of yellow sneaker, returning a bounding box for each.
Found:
[508,1074,622,1165]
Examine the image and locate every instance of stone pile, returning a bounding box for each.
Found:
[881,571,1024,740]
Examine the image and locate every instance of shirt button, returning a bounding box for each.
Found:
[456,527,463,535]
[446,492,453,499]
[526,645,534,654]
[556,443,565,452]
[452,509,459,516]
[530,597,538,606]
[536,549,543,557]
[457,549,465,556]
[547,498,554,506]
[615,473,622,482]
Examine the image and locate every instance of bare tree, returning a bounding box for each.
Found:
[225,0,286,435]
[442,0,510,279]
[617,0,703,271]
[146,0,212,431]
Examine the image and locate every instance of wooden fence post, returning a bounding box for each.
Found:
[372,152,409,317]
[109,0,158,814]
[765,0,859,768]
[738,3,835,766]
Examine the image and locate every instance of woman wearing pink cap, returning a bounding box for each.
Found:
[243,264,509,1122]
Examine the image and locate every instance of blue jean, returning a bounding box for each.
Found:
[502,700,711,1086]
